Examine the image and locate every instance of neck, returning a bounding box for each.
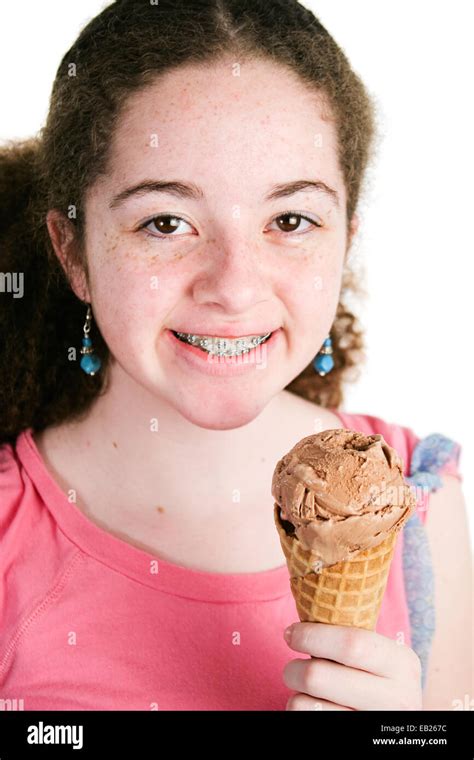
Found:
[62,363,293,510]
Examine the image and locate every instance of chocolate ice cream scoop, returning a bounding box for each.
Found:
[271,428,417,567]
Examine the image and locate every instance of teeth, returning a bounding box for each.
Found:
[174,331,272,356]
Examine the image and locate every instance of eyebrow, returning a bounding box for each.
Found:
[108,178,340,210]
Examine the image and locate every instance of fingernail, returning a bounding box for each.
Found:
[284,625,294,644]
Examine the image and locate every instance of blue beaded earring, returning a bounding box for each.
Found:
[312,335,334,376]
[80,303,102,376]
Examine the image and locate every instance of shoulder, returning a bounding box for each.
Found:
[0,437,25,529]
[0,430,44,556]
[331,409,423,479]
[330,409,417,452]
[333,410,463,516]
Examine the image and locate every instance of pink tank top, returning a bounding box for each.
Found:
[0,410,462,710]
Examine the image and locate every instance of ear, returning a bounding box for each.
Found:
[46,209,91,303]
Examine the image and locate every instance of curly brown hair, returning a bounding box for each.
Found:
[0,0,378,447]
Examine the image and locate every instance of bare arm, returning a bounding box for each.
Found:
[422,475,473,709]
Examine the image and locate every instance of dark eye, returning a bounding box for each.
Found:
[269,212,322,234]
[141,215,193,239]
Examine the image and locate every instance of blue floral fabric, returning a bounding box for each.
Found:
[403,433,462,689]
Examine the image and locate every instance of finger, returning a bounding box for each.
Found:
[285,622,405,679]
[283,657,397,711]
[286,693,355,711]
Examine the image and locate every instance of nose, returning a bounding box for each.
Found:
[191,235,272,314]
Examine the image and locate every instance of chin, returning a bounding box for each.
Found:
[173,395,266,431]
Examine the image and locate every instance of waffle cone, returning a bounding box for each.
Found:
[274,503,398,630]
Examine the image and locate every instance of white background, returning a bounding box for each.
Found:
[1,1,472,545]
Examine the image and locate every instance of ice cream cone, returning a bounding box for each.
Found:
[274,502,399,630]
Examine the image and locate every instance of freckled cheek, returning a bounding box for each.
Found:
[281,256,341,315]
[278,256,342,356]
[89,258,180,342]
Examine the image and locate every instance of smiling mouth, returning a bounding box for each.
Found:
[171,330,273,356]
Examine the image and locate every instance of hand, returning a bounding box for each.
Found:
[282,622,423,711]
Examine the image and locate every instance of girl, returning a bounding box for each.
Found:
[0,0,471,711]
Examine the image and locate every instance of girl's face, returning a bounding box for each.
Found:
[79,58,356,430]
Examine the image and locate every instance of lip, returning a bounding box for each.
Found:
[164,327,282,377]
[169,327,277,338]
